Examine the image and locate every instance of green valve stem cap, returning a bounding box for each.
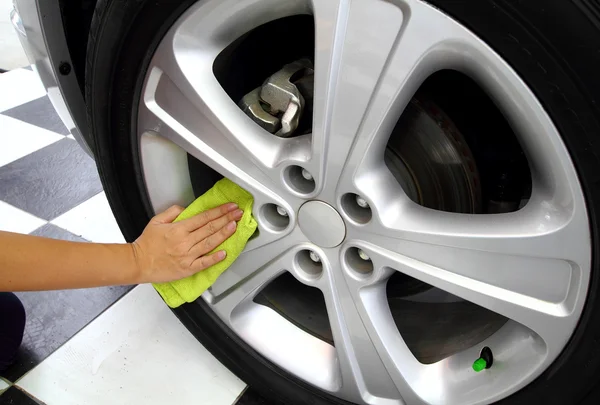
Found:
[472,358,487,372]
[472,346,493,372]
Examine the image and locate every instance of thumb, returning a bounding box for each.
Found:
[152,205,185,224]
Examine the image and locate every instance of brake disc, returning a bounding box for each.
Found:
[386,96,482,214]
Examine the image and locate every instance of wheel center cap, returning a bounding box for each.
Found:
[298,201,346,248]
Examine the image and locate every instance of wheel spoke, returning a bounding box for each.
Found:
[350,200,590,353]
[315,254,422,404]
[139,132,196,213]
[310,0,467,201]
[139,69,278,200]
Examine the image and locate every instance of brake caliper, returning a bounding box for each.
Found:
[238,59,313,138]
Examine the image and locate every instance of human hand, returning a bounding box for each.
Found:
[131,203,243,283]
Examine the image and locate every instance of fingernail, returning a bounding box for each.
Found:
[233,209,243,219]
[217,250,227,259]
[227,221,237,231]
[226,203,238,211]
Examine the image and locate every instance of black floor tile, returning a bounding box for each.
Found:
[1,96,69,136]
[30,223,87,242]
[235,388,278,405]
[0,387,41,404]
[0,345,39,386]
[1,286,133,381]
[0,138,102,221]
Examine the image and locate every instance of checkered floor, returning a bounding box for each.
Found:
[0,68,269,404]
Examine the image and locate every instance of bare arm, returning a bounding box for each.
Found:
[0,203,243,291]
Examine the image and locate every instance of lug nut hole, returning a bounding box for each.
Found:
[342,193,372,224]
[295,250,323,279]
[345,247,374,276]
[285,165,315,195]
[260,203,290,232]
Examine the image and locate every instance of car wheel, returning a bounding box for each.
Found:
[86,0,600,404]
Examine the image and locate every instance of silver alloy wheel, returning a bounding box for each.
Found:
[136,0,592,403]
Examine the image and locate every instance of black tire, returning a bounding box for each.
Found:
[86,0,600,404]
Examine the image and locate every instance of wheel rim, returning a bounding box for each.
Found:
[136,0,592,404]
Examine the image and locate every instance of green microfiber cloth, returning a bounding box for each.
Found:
[153,178,257,308]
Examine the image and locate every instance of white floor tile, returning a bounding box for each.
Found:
[66,134,75,140]
[17,284,246,405]
[0,200,46,234]
[0,68,45,112]
[0,115,63,166]
[0,378,9,393]
[51,192,126,243]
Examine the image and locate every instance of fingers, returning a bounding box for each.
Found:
[185,221,235,274]
[188,209,243,246]
[179,203,239,231]
[152,205,185,224]
[190,250,227,273]
[189,220,237,258]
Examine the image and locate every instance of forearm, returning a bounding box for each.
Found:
[0,231,140,291]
